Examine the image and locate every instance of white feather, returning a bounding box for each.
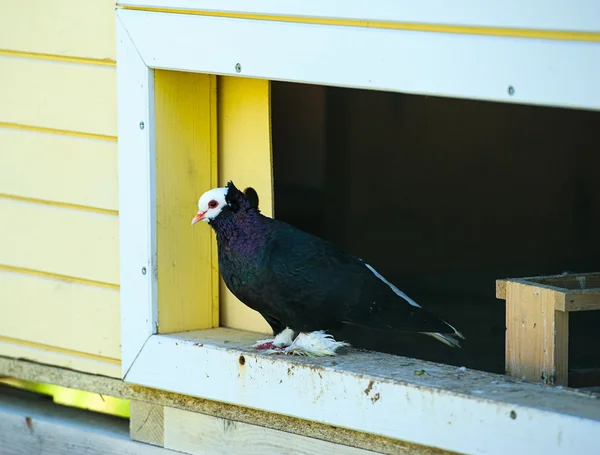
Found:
[364,262,465,347]
[262,331,349,357]
[252,327,295,348]
[363,262,421,307]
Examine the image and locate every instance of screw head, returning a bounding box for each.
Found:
[235,63,242,73]
[141,267,147,275]
[507,86,515,96]
[139,121,145,130]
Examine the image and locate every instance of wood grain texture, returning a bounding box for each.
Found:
[131,401,164,447]
[505,282,569,385]
[0,56,116,136]
[0,270,120,359]
[563,290,600,311]
[217,76,273,334]
[0,387,177,455]
[0,198,119,285]
[0,128,117,211]
[0,0,116,61]
[163,406,378,455]
[155,70,219,333]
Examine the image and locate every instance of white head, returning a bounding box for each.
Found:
[191,187,228,225]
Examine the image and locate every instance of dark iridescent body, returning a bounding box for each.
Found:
[192,181,464,354]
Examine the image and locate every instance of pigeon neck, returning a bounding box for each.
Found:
[211,208,266,244]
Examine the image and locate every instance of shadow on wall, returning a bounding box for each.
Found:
[271,82,600,374]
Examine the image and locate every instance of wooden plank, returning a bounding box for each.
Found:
[496,279,507,299]
[0,387,178,455]
[116,16,156,377]
[155,70,218,333]
[563,290,600,311]
[0,0,115,62]
[505,282,569,385]
[217,76,273,334]
[4,354,598,455]
[0,56,116,136]
[118,10,600,112]
[0,340,121,378]
[116,0,600,34]
[163,406,378,455]
[131,401,164,447]
[529,272,600,290]
[0,128,117,211]
[0,270,120,359]
[0,199,119,285]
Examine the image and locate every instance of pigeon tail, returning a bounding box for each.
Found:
[423,322,465,348]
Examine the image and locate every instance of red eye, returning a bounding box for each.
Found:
[208,200,219,209]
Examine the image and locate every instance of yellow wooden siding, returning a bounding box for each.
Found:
[0,270,120,359]
[0,336,121,378]
[0,199,119,285]
[218,76,273,334]
[0,2,120,376]
[0,128,118,211]
[155,70,219,333]
[0,0,116,61]
[0,56,116,137]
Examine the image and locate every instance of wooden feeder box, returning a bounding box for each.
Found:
[496,272,600,387]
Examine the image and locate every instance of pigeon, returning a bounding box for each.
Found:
[192,181,464,356]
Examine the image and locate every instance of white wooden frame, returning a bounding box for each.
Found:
[119,0,600,32]
[117,8,600,454]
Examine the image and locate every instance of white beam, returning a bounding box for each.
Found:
[116,1,600,33]
[126,328,600,455]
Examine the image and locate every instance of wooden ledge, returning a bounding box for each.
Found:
[2,327,600,454]
[496,272,600,311]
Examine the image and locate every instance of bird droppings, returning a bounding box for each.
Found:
[371,393,381,404]
[193,343,204,347]
[414,369,430,376]
[254,341,276,350]
[510,410,517,420]
[238,355,246,366]
[364,380,374,395]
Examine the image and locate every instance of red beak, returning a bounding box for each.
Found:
[191,211,206,225]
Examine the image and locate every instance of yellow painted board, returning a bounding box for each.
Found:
[0,0,116,61]
[0,56,117,137]
[155,70,219,333]
[0,128,117,211]
[0,270,120,359]
[0,336,121,378]
[0,199,119,285]
[154,71,218,333]
[217,76,272,334]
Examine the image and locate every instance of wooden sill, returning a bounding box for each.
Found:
[2,327,600,454]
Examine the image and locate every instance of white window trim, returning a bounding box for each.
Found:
[118,0,600,33]
[116,8,600,454]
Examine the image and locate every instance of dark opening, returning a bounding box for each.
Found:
[270,81,600,376]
